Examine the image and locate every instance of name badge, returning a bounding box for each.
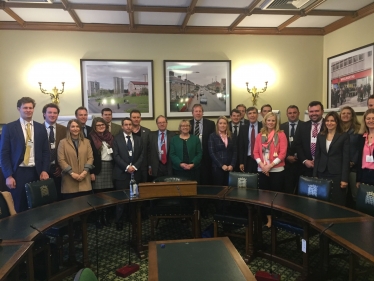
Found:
[159,150,164,155]
[129,151,133,157]
[366,155,374,163]
[50,143,55,149]
[27,141,33,147]
[311,137,317,144]
[107,148,113,154]
[289,137,293,142]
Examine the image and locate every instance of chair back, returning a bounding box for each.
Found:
[357,183,374,217]
[228,172,258,189]
[0,192,11,219]
[73,268,98,281]
[298,176,332,202]
[153,176,190,182]
[25,178,57,209]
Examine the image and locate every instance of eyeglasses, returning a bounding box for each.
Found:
[157,122,167,125]
[96,124,105,127]
[180,125,190,128]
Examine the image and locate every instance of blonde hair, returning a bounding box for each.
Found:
[340,106,360,134]
[359,109,374,134]
[66,119,85,141]
[215,116,232,138]
[260,112,281,134]
[178,119,191,132]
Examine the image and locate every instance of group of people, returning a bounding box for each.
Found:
[2,95,374,230]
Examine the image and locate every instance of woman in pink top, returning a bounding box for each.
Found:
[254,112,287,229]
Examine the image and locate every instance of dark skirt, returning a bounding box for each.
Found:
[92,161,114,190]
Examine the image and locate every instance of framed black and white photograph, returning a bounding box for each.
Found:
[80,59,154,119]
[164,60,231,118]
[327,43,373,112]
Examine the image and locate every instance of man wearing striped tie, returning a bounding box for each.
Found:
[294,101,325,178]
[0,97,50,212]
[189,104,215,184]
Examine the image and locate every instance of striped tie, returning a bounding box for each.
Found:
[23,123,31,165]
[194,121,200,136]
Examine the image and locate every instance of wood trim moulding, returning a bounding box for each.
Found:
[61,0,83,28]
[3,7,25,26]
[228,0,262,31]
[277,15,301,31]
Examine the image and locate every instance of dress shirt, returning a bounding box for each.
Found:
[194,119,203,148]
[101,141,113,161]
[247,122,258,156]
[19,118,35,167]
[310,119,323,140]
[45,122,57,164]
[123,133,137,171]
[288,120,299,144]
[158,130,167,161]
[231,122,240,136]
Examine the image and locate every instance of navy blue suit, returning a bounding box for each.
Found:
[0,120,50,212]
[208,133,237,185]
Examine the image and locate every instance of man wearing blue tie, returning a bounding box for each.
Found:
[0,97,50,212]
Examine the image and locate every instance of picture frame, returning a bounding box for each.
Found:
[164,60,231,118]
[327,43,373,112]
[80,59,154,119]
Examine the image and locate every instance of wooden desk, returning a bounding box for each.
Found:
[0,242,34,281]
[148,237,256,281]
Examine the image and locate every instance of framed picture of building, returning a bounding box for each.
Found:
[80,59,154,119]
[164,60,231,118]
[327,43,373,112]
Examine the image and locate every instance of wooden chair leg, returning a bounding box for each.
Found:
[213,221,218,237]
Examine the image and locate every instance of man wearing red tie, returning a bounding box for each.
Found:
[148,115,175,181]
[294,101,325,177]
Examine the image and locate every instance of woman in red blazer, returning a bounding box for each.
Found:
[254,112,287,229]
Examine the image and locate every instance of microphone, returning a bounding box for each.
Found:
[87,201,99,280]
[319,223,334,237]
[271,192,278,209]
[30,224,45,236]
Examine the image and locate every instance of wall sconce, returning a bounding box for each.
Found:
[38,82,65,104]
[246,81,268,106]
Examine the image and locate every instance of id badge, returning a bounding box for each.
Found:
[129,151,133,157]
[107,148,113,154]
[311,137,317,144]
[366,155,374,163]
[27,141,33,147]
[159,150,164,155]
[50,143,55,149]
[289,137,293,142]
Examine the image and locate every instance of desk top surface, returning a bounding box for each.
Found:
[0,242,33,281]
[148,237,256,281]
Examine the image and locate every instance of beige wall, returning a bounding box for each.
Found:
[0,30,324,130]
[323,13,374,107]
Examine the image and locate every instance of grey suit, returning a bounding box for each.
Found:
[110,122,122,136]
[148,130,175,178]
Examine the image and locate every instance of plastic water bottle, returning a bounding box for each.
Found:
[129,173,138,198]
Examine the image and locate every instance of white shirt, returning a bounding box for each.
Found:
[19,118,35,167]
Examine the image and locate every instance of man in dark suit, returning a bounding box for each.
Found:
[229,108,242,171]
[130,109,150,183]
[236,104,249,126]
[280,105,303,194]
[189,104,215,184]
[101,107,122,136]
[260,104,272,118]
[294,101,325,178]
[238,106,262,173]
[1,97,50,212]
[75,106,91,138]
[42,103,66,201]
[113,117,144,230]
[148,115,175,181]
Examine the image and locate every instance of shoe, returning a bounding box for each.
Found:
[116,222,123,231]
[262,225,271,231]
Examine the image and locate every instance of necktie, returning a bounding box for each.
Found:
[83,127,87,137]
[251,124,255,156]
[290,123,295,138]
[160,132,167,164]
[49,126,57,163]
[23,123,31,165]
[233,125,238,137]
[194,121,200,136]
[109,124,112,133]
[126,136,133,161]
[310,123,318,157]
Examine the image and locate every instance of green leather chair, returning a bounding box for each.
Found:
[213,172,258,257]
[74,268,98,281]
[150,176,196,240]
[0,191,13,219]
[356,183,374,217]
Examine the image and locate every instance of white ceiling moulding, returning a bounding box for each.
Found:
[260,0,314,10]
[5,0,53,3]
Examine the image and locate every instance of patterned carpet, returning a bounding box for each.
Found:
[52,201,373,281]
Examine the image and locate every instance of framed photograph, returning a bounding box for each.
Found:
[164,60,231,118]
[327,43,373,112]
[80,59,154,119]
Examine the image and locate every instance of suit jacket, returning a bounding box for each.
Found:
[43,122,66,166]
[354,135,366,183]
[189,118,215,163]
[241,119,250,126]
[228,121,243,138]
[237,121,263,166]
[313,132,350,182]
[88,134,114,175]
[137,126,150,171]
[169,135,202,170]
[208,133,237,168]
[0,120,50,178]
[83,125,92,138]
[294,120,325,163]
[112,133,144,181]
[148,130,175,177]
[279,121,304,157]
[110,122,122,136]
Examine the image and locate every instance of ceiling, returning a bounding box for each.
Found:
[0,0,374,35]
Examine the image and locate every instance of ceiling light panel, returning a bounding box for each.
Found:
[11,8,74,22]
[188,13,238,26]
[134,0,190,6]
[288,15,343,27]
[135,12,185,25]
[315,0,374,11]
[196,0,253,8]
[238,14,293,27]
[0,10,16,21]
[76,10,129,24]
